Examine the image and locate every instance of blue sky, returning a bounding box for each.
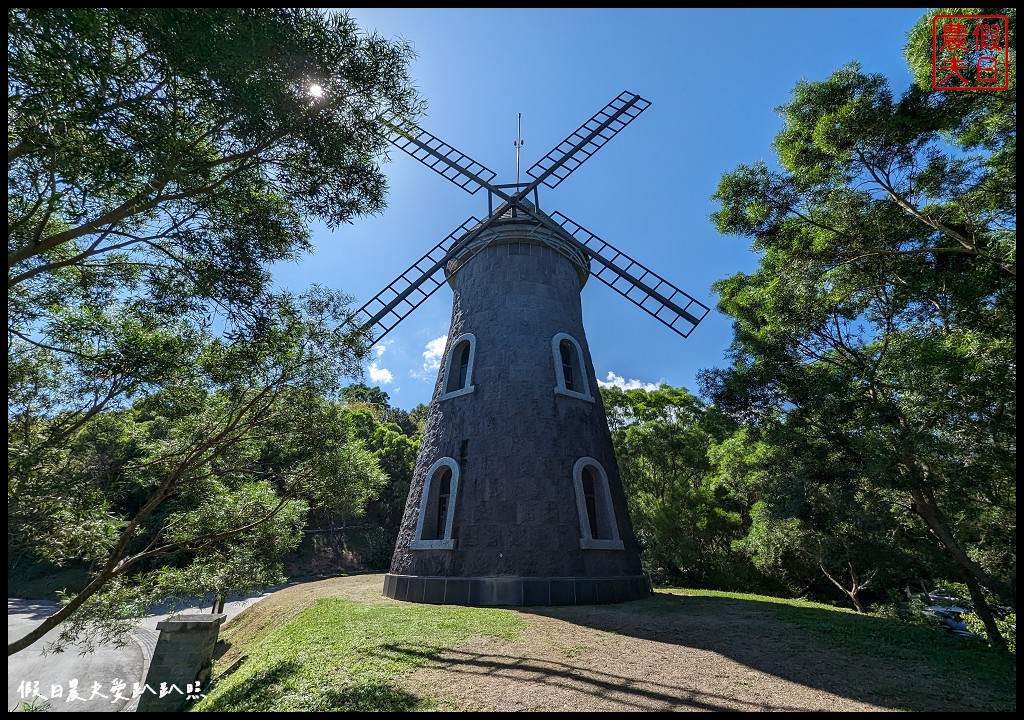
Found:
[272,7,931,411]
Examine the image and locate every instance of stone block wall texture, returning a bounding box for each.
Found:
[386,215,648,604]
[136,613,225,712]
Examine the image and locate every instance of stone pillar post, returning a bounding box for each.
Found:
[136,613,225,712]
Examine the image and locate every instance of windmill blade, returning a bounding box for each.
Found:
[352,216,482,342]
[551,211,711,338]
[526,91,651,190]
[382,112,498,195]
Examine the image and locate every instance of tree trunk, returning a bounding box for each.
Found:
[8,564,117,655]
[909,483,1006,648]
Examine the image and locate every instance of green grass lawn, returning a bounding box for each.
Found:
[190,578,1016,712]
[671,588,1013,687]
[192,594,525,712]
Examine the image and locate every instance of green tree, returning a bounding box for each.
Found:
[408,403,430,434]
[711,423,944,611]
[7,8,421,655]
[341,384,394,409]
[9,8,420,294]
[366,423,420,530]
[295,388,420,571]
[336,395,420,536]
[703,8,1014,644]
[341,383,419,435]
[604,384,748,588]
[8,7,421,438]
[8,288,387,655]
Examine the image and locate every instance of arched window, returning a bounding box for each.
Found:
[552,333,593,402]
[453,344,470,391]
[581,466,599,537]
[560,341,576,392]
[411,457,460,550]
[572,457,623,550]
[429,467,452,540]
[439,333,476,400]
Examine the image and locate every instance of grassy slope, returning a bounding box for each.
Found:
[192,574,525,712]
[191,575,1016,712]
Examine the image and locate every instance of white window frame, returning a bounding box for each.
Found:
[438,333,477,400]
[411,457,460,550]
[552,332,594,402]
[572,457,624,550]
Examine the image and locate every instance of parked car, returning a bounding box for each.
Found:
[922,587,959,605]
[902,585,984,639]
[923,604,983,639]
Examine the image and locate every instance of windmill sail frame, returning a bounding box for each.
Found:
[358,90,709,343]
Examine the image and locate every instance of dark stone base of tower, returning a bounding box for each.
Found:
[383,206,650,607]
[383,573,651,606]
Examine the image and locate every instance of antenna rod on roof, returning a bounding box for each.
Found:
[514,112,524,187]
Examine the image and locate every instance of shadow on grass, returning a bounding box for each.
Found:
[374,640,777,711]
[197,658,419,712]
[191,576,1015,713]
[501,591,1015,712]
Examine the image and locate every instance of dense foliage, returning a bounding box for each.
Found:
[599,8,1014,652]
[7,8,422,655]
[8,6,1013,660]
[699,8,1014,644]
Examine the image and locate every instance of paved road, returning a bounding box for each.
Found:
[7,591,278,713]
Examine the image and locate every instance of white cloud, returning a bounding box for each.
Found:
[364,341,396,384]
[368,363,393,384]
[414,334,448,379]
[597,371,659,392]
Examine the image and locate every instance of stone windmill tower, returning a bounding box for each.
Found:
[352,91,710,606]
